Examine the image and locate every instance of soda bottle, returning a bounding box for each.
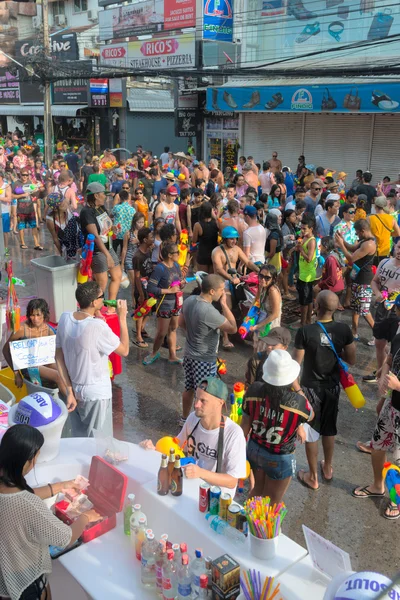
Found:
[162,548,177,600]
[123,493,135,536]
[156,540,167,597]
[177,553,192,599]
[103,299,117,307]
[141,531,158,587]
[171,457,183,497]
[130,504,147,538]
[190,549,206,597]
[198,574,208,598]
[180,543,187,556]
[135,516,147,561]
[167,448,176,487]
[158,454,169,496]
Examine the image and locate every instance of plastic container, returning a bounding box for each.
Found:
[0,378,16,406]
[23,378,59,401]
[55,455,128,543]
[30,255,78,323]
[0,367,26,403]
[249,532,279,560]
[8,395,67,462]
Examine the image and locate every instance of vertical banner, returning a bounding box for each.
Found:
[203,0,233,41]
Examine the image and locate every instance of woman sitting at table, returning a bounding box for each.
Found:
[0,424,100,600]
[2,298,66,396]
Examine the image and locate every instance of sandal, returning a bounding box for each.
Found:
[320,460,333,482]
[132,339,148,349]
[383,501,400,520]
[142,352,160,366]
[20,244,28,249]
[297,470,319,491]
[353,334,360,341]
[351,485,385,499]
[222,342,234,350]
[168,358,183,365]
[34,246,44,251]
[356,441,372,454]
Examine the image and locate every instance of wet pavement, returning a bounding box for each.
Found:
[5,225,398,578]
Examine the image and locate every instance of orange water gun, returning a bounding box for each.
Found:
[178,229,189,267]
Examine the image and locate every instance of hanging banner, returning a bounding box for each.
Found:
[207,82,400,114]
[128,34,195,70]
[203,0,233,42]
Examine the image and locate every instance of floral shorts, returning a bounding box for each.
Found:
[371,396,400,455]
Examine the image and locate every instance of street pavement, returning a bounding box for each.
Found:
[5,224,398,578]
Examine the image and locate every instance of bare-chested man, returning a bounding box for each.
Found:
[212,226,260,349]
[269,151,282,174]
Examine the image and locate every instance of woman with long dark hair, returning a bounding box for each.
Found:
[0,425,100,600]
[46,191,82,260]
[265,209,283,273]
[241,350,313,504]
[192,201,219,273]
[249,264,281,352]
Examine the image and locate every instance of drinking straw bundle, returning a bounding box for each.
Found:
[240,569,283,600]
[243,496,287,539]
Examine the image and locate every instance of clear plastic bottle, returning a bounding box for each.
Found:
[205,513,246,545]
[135,516,147,561]
[198,574,208,598]
[191,549,206,598]
[177,553,192,599]
[141,531,158,587]
[204,556,213,596]
[123,493,135,535]
[162,548,178,600]
[156,540,167,597]
[172,543,180,572]
[130,504,147,538]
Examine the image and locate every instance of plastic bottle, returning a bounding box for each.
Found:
[141,531,158,587]
[198,574,208,598]
[130,504,147,537]
[204,556,213,596]
[191,549,206,597]
[177,553,192,599]
[123,493,135,536]
[103,299,117,307]
[135,516,147,561]
[205,513,246,545]
[162,548,178,600]
[156,540,167,597]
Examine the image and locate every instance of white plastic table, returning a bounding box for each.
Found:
[276,556,331,600]
[26,439,313,600]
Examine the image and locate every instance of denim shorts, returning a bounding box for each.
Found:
[247,438,296,480]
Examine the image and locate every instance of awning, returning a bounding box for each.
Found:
[3,105,87,117]
[127,89,173,113]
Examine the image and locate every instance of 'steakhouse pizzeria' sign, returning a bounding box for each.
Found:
[127,34,195,70]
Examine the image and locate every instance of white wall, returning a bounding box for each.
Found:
[49,0,99,30]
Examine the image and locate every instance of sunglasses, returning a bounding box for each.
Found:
[97,293,104,300]
[122,187,130,190]
[312,187,321,190]
[170,251,179,255]
[348,210,355,214]
[259,274,272,281]
[136,192,143,195]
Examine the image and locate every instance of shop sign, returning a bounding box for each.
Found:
[109,78,123,107]
[98,0,195,41]
[52,78,88,104]
[203,0,233,42]
[89,78,109,107]
[128,34,195,70]
[100,43,128,68]
[175,108,199,137]
[15,33,79,62]
[0,69,19,104]
[207,82,400,113]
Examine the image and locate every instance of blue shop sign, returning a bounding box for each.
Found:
[203,0,233,42]
[207,83,400,113]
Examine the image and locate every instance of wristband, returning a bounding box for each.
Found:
[48,483,54,496]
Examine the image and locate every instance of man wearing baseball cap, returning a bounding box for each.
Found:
[243,205,267,264]
[140,377,247,493]
[110,168,125,197]
[245,326,291,386]
[153,186,181,234]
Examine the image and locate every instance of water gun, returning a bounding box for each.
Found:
[381,290,400,310]
[238,300,261,339]
[22,183,40,195]
[339,368,365,409]
[77,233,95,284]
[237,460,251,493]
[190,242,198,253]
[178,229,189,267]
[229,382,245,424]
[217,357,227,376]
[133,297,157,320]
[382,462,400,507]
[4,276,25,287]
[233,165,238,173]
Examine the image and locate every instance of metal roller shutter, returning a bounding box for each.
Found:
[242,113,303,170]
[370,114,400,182]
[303,113,372,181]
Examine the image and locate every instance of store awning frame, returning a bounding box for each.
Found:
[3,105,87,117]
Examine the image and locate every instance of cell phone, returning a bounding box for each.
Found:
[49,538,82,559]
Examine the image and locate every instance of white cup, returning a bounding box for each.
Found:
[249,532,279,560]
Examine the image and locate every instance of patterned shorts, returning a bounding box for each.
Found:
[183,356,217,391]
[350,283,373,315]
[371,396,400,455]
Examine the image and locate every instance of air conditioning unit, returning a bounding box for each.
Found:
[54,14,66,26]
[32,15,41,29]
[87,9,98,21]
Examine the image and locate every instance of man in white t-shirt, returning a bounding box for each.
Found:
[141,377,247,494]
[243,205,267,264]
[56,281,129,437]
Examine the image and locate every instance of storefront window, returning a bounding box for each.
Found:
[206,116,239,171]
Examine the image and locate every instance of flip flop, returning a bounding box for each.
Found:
[142,352,160,366]
[320,460,333,483]
[20,244,28,249]
[168,358,183,365]
[351,486,385,499]
[132,339,148,348]
[297,470,319,491]
[34,246,44,251]
[356,441,372,454]
[383,502,400,520]
[222,342,234,350]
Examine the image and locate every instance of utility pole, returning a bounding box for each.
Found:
[42,0,54,166]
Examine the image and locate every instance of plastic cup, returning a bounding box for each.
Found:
[249,532,279,560]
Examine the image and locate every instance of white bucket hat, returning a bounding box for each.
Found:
[262,349,300,386]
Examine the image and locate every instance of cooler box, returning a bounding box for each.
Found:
[30,256,78,323]
[55,456,127,543]
[101,308,122,378]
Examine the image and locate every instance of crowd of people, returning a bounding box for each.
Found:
[0,134,399,598]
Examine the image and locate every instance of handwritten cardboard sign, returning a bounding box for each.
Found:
[10,336,56,370]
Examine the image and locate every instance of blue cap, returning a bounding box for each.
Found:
[394,294,400,307]
[221,226,239,239]
[243,205,257,217]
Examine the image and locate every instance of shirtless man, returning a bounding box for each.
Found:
[269,151,282,174]
[212,226,260,349]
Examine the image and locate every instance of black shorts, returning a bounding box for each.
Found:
[372,317,399,342]
[303,385,340,436]
[297,279,315,306]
